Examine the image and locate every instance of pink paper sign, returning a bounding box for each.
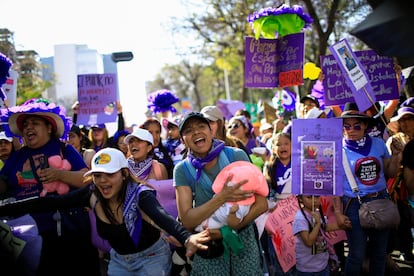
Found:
[265,195,299,273]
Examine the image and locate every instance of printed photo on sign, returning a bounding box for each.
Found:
[321,50,399,106]
[300,141,335,195]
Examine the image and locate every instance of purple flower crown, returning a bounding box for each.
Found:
[147,89,180,114]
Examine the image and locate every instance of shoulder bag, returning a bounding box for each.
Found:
[343,150,400,229]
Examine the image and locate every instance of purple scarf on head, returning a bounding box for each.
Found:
[344,135,372,156]
[187,139,225,180]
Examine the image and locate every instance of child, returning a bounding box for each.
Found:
[293,195,340,276]
[195,161,269,232]
[162,116,186,166]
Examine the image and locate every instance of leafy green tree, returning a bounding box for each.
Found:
[151,0,371,108]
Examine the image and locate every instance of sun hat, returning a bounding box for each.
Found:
[212,161,269,205]
[200,106,224,122]
[4,98,69,138]
[387,97,414,133]
[0,131,13,142]
[178,112,210,136]
[84,148,128,177]
[124,128,154,145]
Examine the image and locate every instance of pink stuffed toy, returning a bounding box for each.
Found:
[195,161,269,231]
[40,155,71,197]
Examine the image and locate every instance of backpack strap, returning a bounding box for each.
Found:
[152,160,163,180]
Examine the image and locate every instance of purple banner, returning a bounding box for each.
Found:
[146,179,177,218]
[321,50,399,107]
[291,119,343,196]
[245,32,304,88]
[77,73,118,126]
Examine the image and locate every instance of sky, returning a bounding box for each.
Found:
[1,0,191,131]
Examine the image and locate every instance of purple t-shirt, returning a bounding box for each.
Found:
[293,209,329,273]
[1,138,87,200]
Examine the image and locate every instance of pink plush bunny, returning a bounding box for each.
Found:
[40,155,71,197]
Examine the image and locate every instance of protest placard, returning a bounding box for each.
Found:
[245,32,304,88]
[291,118,343,196]
[77,73,118,126]
[265,195,299,273]
[321,49,398,108]
[146,179,177,218]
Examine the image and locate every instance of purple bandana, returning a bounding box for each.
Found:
[128,157,152,181]
[344,135,372,156]
[188,139,225,180]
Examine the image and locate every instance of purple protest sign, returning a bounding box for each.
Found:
[146,179,177,218]
[245,32,304,88]
[329,39,375,111]
[321,50,399,107]
[77,73,118,126]
[291,118,343,196]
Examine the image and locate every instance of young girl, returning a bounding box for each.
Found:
[124,128,168,181]
[293,195,339,276]
[262,132,295,275]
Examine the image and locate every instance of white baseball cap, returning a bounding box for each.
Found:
[0,131,13,142]
[124,128,154,145]
[84,148,128,177]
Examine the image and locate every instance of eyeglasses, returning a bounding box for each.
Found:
[343,124,362,131]
[228,123,241,130]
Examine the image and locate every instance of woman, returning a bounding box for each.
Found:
[333,108,402,275]
[113,129,130,158]
[0,131,16,169]
[141,118,174,178]
[68,124,96,168]
[174,112,268,275]
[88,123,110,152]
[0,98,100,275]
[227,115,269,169]
[124,128,168,181]
[200,105,249,153]
[0,147,210,275]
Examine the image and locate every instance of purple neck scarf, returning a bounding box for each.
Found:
[344,135,372,156]
[128,157,152,181]
[187,139,225,180]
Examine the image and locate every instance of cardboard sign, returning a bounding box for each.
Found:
[245,33,304,88]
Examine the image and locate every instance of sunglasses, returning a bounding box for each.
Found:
[343,124,362,131]
[228,123,241,130]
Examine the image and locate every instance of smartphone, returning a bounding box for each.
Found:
[39,156,49,169]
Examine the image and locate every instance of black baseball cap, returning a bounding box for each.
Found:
[179,112,209,136]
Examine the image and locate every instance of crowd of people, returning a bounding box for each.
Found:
[0,71,414,276]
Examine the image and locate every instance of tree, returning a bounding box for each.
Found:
[0,29,53,105]
[157,0,371,108]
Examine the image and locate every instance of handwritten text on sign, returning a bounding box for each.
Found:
[77,74,118,126]
[265,195,299,273]
[321,50,398,106]
[245,32,304,88]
